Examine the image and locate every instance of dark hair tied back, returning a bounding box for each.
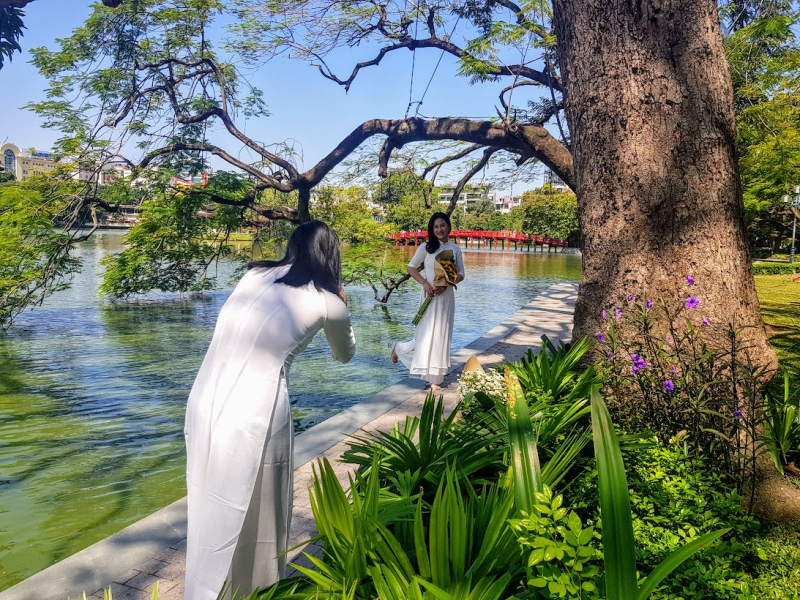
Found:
[248,221,341,296]
[426,212,452,254]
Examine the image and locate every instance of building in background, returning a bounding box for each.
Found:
[544,168,571,193]
[438,182,496,208]
[1,142,59,180]
[495,194,522,213]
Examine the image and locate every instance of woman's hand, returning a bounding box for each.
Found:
[433,286,448,296]
[338,286,348,306]
[422,282,435,298]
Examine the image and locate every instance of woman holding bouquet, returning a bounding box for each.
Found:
[391,212,465,389]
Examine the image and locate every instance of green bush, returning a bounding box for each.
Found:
[568,439,757,600]
[752,262,798,275]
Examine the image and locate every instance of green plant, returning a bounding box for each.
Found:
[752,262,798,275]
[511,486,603,599]
[763,370,800,474]
[590,387,730,600]
[595,279,778,495]
[341,393,505,501]
[508,336,599,406]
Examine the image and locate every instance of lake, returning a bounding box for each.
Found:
[0,231,581,590]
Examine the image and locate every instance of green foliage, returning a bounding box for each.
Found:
[752,261,798,275]
[341,393,505,503]
[763,370,800,473]
[511,486,602,599]
[589,388,730,600]
[726,14,800,251]
[519,191,579,241]
[341,243,412,303]
[594,281,774,493]
[0,182,82,327]
[0,6,25,69]
[506,367,544,514]
[311,186,391,245]
[0,171,16,183]
[99,188,249,298]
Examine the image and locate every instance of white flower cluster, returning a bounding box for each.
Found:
[457,369,506,402]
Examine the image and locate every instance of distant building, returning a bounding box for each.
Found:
[1,142,59,180]
[495,195,522,214]
[1,142,136,184]
[438,182,496,208]
[544,168,571,193]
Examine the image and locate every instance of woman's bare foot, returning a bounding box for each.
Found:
[430,383,442,391]
[390,347,398,364]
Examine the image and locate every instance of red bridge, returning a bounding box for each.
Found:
[390,230,569,252]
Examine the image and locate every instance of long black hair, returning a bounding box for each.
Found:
[248,221,341,295]
[426,212,451,254]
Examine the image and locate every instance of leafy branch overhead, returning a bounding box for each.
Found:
[26,0,573,227]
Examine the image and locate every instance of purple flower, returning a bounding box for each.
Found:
[615,308,623,317]
[596,333,605,342]
[602,310,608,319]
[702,317,711,327]
[666,336,672,343]
[733,410,743,418]
[686,275,695,286]
[646,298,653,310]
[628,295,635,302]
[632,366,640,375]
[664,380,674,392]
[631,353,648,370]
[686,296,699,309]
[587,353,594,362]
[606,351,614,358]
[669,366,678,377]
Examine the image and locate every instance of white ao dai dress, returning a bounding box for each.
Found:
[183,265,356,600]
[395,241,465,385]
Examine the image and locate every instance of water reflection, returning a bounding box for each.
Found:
[0,231,580,590]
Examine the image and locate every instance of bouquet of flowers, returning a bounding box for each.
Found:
[412,250,458,325]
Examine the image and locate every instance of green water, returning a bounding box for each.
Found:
[0,231,581,590]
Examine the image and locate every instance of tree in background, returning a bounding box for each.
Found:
[520,188,579,243]
[311,185,391,245]
[727,14,800,254]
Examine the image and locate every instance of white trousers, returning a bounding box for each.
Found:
[224,375,294,599]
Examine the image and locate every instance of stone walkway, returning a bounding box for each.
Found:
[0,283,577,600]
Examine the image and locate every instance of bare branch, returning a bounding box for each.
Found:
[421,144,485,179]
[318,37,559,91]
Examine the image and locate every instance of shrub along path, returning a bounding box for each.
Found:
[0,283,579,600]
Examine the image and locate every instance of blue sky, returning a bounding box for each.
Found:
[0,1,554,194]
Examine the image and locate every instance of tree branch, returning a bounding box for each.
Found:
[317,36,559,92]
[445,147,500,215]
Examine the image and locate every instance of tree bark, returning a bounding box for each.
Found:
[552,0,775,366]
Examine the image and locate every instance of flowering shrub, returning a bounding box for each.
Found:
[457,368,506,402]
[593,275,773,495]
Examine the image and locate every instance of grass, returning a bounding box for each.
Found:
[755,274,800,382]
[747,274,800,599]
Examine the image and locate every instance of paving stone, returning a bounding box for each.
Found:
[169,539,188,551]
[153,547,185,566]
[112,568,143,585]
[136,559,169,576]
[156,581,185,600]
[124,571,160,592]
[153,560,184,582]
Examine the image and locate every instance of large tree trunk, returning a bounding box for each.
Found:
[552,0,775,367]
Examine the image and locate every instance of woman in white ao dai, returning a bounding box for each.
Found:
[393,212,465,388]
[183,222,356,600]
